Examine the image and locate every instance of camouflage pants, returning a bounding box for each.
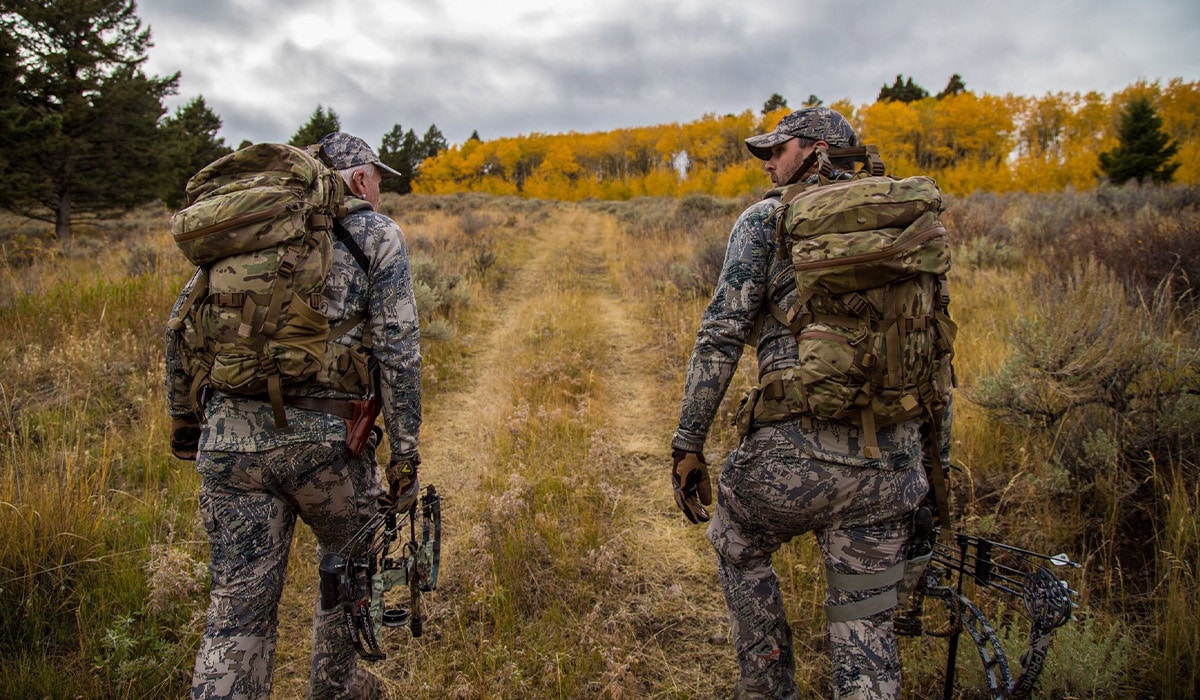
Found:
[707,422,927,700]
[191,440,385,700]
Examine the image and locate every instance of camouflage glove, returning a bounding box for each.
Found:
[170,415,201,461]
[379,453,420,515]
[671,449,711,524]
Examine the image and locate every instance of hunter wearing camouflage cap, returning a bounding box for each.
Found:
[169,132,422,699]
[744,106,859,160]
[671,106,938,699]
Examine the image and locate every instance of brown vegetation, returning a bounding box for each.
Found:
[1,182,1198,697]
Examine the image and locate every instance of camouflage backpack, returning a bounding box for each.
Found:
[742,145,956,475]
[167,143,372,427]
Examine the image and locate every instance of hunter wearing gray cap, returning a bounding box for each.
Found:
[744,106,858,160]
[181,128,422,699]
[318,131,402,179]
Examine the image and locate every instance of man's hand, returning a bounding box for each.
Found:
[379,453,420,515]
[170,416,201,461]
[671,449,711,524]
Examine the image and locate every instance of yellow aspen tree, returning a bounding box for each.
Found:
[1010,92,1073,191]
[680,165,716,196]
[1054,90,1113,188]
[860,100,921,175]
[714,160,766,197]
[930,92,1014,192]
[411,147,460,194]
[1157,78,1199,184]
[524,139,583,200]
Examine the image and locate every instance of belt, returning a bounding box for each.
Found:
[279,395,357,420]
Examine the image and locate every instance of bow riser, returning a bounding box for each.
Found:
[318,485,443,660]
[896,531,1079,700]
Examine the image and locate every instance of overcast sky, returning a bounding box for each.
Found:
[137,0,1200,149]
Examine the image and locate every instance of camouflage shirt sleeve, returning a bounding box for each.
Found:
[336,203,423,457]
[672,198,780,453]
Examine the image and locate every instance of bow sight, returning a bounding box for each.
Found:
[319,485,442,660]
[895,530,1080,700]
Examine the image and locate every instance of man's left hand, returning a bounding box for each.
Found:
[671,449,712,524]
[379,454,420,514]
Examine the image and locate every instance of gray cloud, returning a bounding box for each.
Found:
[139,0,1200,149]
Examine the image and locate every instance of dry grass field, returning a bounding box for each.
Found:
[1,185,1197,698]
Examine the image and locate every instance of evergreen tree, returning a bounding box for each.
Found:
[421,124,448,160]
[804,94,823,107]
[0,0,179,246]
[936,73,967,99]
[378,123,422,195]
[0,27,26,208]
[762,93,788,114]
[159,96,232,209]
[878,75,929,103]
[289,104,341,147]
[1099,96,1179,185]
[468,130,481,142]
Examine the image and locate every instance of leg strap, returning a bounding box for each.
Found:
[824,561,905,623]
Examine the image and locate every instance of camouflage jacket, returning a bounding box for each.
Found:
[672,188,948,466]
[165,197,422,456]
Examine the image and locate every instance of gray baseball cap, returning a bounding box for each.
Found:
[318,131,402,179]
[744,107,858,160]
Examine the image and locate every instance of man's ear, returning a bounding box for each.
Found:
[346,168,364,197]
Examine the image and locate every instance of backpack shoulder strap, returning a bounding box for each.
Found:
[333,219,371,274]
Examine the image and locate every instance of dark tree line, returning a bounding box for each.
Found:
[877,73,966,103]
[284,105,448,196]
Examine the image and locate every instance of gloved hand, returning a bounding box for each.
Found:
[671,449,711,524]
[379,453,420,515]
[170,415,201,461]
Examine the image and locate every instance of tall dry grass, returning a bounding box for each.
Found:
[1,207,204,696]
[2,182,1198,698]
[603,185,1200,698]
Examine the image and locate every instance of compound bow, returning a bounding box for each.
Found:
[895,530,1080,700]
[319,485,442,660]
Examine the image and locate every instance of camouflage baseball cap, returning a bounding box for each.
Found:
[318,132,402,179]
[744,107,858,160]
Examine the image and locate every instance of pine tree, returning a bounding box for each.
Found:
[878,75,929,103]
[1099,96,1179,185]
[289,104,341,147]
[936,74,967,99]
[378,123,423,195]
[159,96,232,209]
[421,125,448,160]
[762,93,788,114]
[0,0,179,246]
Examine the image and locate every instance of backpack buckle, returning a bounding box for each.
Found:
[847,327,869,346]
[843,293,871,317]
[277,257,297,278]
